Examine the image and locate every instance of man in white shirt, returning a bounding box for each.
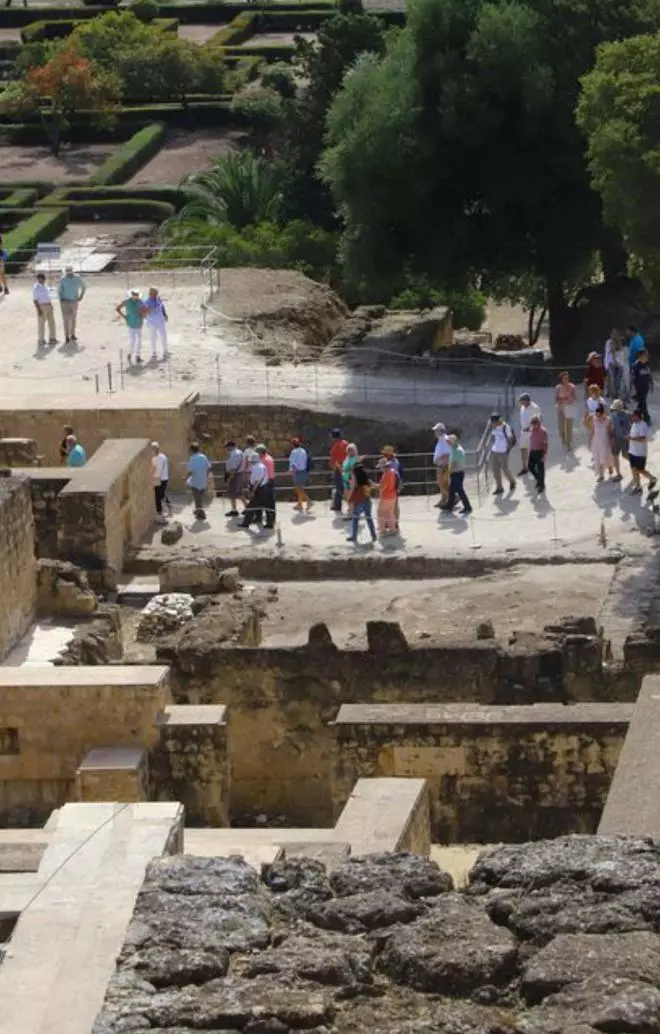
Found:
[628,409,657,495]
[289,436,312,512]
[151,442,171,520]
[224,440,244,518]
[489,413,517,495]
[32,273,57,347]
[239,453,269,529]
[432,421,452,507]
[518,393,541,475]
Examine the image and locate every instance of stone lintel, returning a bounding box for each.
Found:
[333,702,633,727]
[156,704,227,727]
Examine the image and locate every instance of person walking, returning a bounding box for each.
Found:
[151,442,171,521]
[223,440,244,517]
[377,446,400,536]
[329,429,348,513]
[605,330,629,400]
[58,424,74,464]
[288,437,312,512]
[186,441,212,520]
[489,413,516,495]
[241,435,258,483]
[584,383,607,443]
[627,325,646,368]
[256,443,276,529]
[116,289,145,365]
[440,433,472,514]
[240,452,270,529]
[57,266,85,345]
[584,352,606,396]
[591,405,614,482]
[342,443,358,495]
[432,422,451,506]
[609,399,630,482]
[555,371,577,449]
[347,457,377,544]
[144,286,169,361]
[628,408,657,494]
[527,415,549,495]
[65,435,86,467]
[33,272,57,347]
[632,348,653,424]
[0,233,9,295]
[517,393,541,475]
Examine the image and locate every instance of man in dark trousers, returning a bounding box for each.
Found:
[632,348,654,424]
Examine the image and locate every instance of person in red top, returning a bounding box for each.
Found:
[377,445,400,535]
[328,428,348,513]
[527,415,549,495]
[584,352,606,396]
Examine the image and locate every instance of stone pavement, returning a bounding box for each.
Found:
[143,390,660,562]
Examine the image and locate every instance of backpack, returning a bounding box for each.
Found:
[306,451,314,472]
[503,423,517,450]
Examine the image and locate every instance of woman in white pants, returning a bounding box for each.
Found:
[145,286,169,360]
[116,289,145,365]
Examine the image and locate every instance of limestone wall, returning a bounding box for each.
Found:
[0,475,37,662]
[331,703,632,841]
[0,391,197,490]
[0,666,171,822]
[57,439,153,588]
[160,622,614,826]
[25,470,70,557]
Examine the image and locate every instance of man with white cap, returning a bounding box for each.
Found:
[116,288,146,365]
[517,392,541,475]
[432,422,451,507]
[57,265,86,344]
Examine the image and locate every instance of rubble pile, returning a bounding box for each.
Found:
[136,593,195,643]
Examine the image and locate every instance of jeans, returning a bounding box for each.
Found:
[192,487,206,512]
[635,390,650,424]
[446,470,471,511]
[528,450,545,491]
[350,498,376,541]
[332,470,345,510]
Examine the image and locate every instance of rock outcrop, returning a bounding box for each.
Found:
[93,837,660,1034]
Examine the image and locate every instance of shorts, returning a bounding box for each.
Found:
[629,454,647,471]
[293,470,308,487]
[520,429,531,449]
[612,440,628,459]
[226,471,243,497]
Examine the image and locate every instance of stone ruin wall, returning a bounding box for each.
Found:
[94,837,660,1034]
[0,474,36,662]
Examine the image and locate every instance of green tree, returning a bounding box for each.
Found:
[166,150,287,231]
[283,12,386,224]
[577,32,660,297]
[0,41,120,155]
[321,0,660,357]
[71,11,223,103]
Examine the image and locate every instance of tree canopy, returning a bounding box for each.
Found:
[577,32,660,300]
[321,0,660,353]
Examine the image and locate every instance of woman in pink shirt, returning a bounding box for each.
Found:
[528,415,548,494]
[256,444,276,529]
[555,371,577,449]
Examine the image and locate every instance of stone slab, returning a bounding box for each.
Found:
[0,842,47,873]
[0,802,183,1034]
[157,704,227,726]
[599,675,660,835]
[277,841,351,865]
[77,746,146,771]
[0,665,169,687]
[0,391,196,412]
[334,703,635,726]
[333,777,430,856]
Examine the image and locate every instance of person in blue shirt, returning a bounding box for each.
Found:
[187,441,212,520]
[627,326,646,368]
[65,435,87,467]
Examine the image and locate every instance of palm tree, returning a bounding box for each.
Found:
[166,149,285,232]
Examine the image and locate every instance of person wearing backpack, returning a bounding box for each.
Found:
[489,413,517,495]
[347,458,377,544]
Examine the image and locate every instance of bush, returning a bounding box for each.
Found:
[230,85,283,130]
[3,207,69,270]
[226,43,296,63]
[40,185,186,208]
[89,121,166,185]
[206,12,257,48]
[389,279,486,331]
[131,0,159,22]
[0,188,39,207]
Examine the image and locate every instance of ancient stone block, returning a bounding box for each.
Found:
[54,605,123,665]
[159,558,221,595]
[153,704,230,826]
[218,567,242,592]
[307,622,335,649]
[36,558,97,616]
[0,438,41,467]
[0,475,37,661]
[366,621,408,653]
[161,521,183,545]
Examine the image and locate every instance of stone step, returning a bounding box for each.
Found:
[115,574,161,607]
[184,828,333,871]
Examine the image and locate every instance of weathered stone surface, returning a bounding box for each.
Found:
[521,931,660,1005]
[237,932,373,986]
[329,852,453,898]
[159,557,222,595]
[308,890,424,933]
[145,855,259,897]
[128,891,272,954]
[36,557,97,615]
[124,947,229,988]
[377,893,517,995]
[136,593,194,642]
[516,975,660,1034]
[161,520,183,545]
[218,566,242,592]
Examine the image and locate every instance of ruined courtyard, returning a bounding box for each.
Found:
[1,360,660,1033]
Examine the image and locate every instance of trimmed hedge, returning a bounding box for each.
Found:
[0,188,39,207]
[226,42,295,62]
[21,15,178,42]
[3,206,69,270]
[89,121,166,186]
[38,185,186,209]
[206,11,257,48]
[67,198,175,221]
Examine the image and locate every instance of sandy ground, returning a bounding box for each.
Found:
[55,223,154,250]
[256,566,615,647]
[0,28,22,41]
[1,144,115,183]
[128,128,248,186]
[239,31,317,45]
[431,845,488,888]
[178,24,225,44]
